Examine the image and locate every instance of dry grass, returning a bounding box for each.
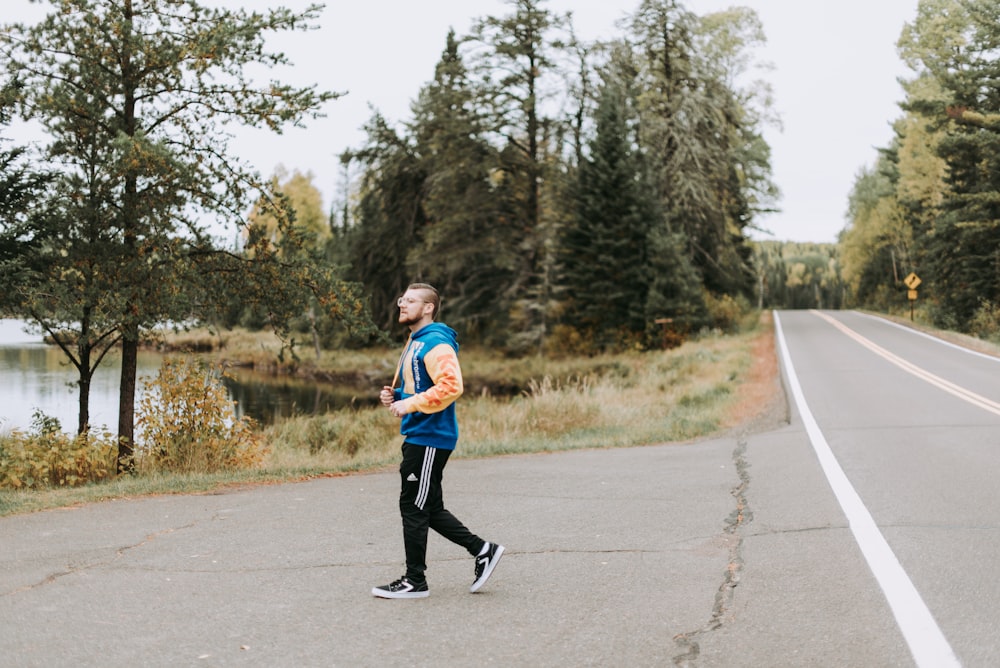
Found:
[720,311,787,432]
[260,318,783,467]
[1,317,785,516]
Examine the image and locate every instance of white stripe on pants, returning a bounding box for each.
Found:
[415,446,435,510]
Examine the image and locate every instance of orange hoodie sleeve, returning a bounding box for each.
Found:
[400,343,463,414]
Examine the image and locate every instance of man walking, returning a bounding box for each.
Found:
[373,283,504,599]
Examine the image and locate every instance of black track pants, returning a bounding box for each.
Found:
[399,442,484,581]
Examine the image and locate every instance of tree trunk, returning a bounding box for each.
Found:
[77,328,92,435]
[118,1,138,474]
[116,323,139,473]
[77,374,91,435]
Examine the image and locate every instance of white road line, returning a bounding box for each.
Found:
[773,311,961,668]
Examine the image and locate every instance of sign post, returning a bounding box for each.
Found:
[904,273,921,321]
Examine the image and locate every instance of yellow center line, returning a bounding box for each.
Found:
[812,310,1000,417]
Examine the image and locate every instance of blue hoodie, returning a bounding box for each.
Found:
[392,322,463,450]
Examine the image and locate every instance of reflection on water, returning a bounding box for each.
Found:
[0,339,161,432]
[222,369,379,424]
[0,319,375,432]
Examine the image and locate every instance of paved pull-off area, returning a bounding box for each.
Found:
[0,427,912,667]
[0,439,748,666]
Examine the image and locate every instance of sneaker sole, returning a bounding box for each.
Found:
[371,588,429,599]
[470,545,505,593]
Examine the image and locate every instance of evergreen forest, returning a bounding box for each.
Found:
[840,0,1000,340]
[329,0,781,353]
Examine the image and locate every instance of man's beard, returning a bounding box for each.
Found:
[399,313,423,328]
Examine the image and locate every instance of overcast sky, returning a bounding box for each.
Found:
[6,0,922,244]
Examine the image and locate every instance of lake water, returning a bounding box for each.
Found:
[0,319,371,433]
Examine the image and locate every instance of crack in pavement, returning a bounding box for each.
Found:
[671,436,753,667]
[2,522,197,597]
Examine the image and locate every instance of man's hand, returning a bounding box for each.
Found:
[380,385,394,407]
[388,400,407,418]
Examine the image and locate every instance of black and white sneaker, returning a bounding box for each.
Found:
[470,543,505,593]
[372,576,429,599]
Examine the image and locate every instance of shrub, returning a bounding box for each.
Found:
[136,357,267,473]
[266,410,398,458]
[544,324,591,356]
[969,299,1000,342]
[0,411,116,489]
[703,292,749,333]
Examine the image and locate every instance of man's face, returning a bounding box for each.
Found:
[397,289,431,327]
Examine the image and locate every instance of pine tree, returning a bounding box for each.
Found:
[471,0,571,353]
[345,114,427,332]
[644,224,705,340]
[562,79,655,349]
[0,102,51,269]
[897,0,1000,327]
[407,30,510,343]
[628,1,772,299]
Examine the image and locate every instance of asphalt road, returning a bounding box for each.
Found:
[770,310,1000,668]
[1,310,997,667]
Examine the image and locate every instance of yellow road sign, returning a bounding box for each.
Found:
[904,272,922,290]
[908,289,919,301]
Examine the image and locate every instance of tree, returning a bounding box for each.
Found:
[628,1,774,298]
[1,77,124,435]
[561,77,656,349]
[644,224,705,339]
[895,92,948,228]
[344,113,427,332]
[697,6,780,226]
[841,156,911,310]
[470,0,571,352]
[895,0,1000,327]
[2,1,352,470]
[405,31,509,343]
[248,167,330,249]
[781,245,843,310]
[245,167,345,358]
[0,83,51,270]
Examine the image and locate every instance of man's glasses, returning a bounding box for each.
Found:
[397,297,426,307]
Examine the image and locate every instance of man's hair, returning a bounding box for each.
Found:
[408,282,440,319]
